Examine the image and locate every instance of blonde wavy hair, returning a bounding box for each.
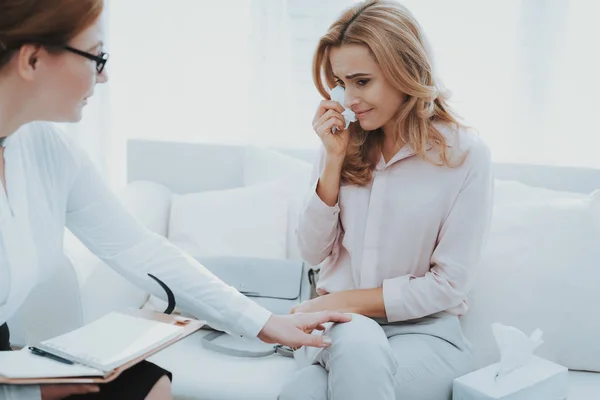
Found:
[313,0,465,185]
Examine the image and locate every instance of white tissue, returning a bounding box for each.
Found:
[330,86,356,132]
[492,323,544,378]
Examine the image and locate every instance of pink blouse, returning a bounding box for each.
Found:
[297,124,493,322]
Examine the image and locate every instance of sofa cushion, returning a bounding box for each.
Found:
[148,330,297,400]
[461,180,600,372]
[168,181,288,259]
[242,146,312,261]
[492,179,584,206]
[118,180,173,237]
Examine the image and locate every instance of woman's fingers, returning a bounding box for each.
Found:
[313,100,346,125]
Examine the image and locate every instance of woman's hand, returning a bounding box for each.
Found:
[312,100,351,161]
[290,292,353,315]
[41,384,100,400]
[257,311,352,348]
[292,289,387,320]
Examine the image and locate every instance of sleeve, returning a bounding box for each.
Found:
[0,385,41,400]
[62,137,271,338]
[296,147,344,266]
[382,141,494,322]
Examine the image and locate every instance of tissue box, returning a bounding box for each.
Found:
[453,356,568,400]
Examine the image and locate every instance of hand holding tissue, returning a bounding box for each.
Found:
[330,86,356,132]
[453,323,568,400]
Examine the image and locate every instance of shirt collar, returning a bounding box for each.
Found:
[375,123,459,170]
[376,140,437,171]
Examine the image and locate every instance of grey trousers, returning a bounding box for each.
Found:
[279,313,475,400]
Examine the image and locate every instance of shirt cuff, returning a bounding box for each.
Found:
[382,274,415,323]
[305,179,341,220]
[233,299,273,338]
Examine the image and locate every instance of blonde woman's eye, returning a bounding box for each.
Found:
[357,79,369,86]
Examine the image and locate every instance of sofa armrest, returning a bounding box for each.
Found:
[63,180,173,324]
[62,230,150,324]
[9,230,152,347]
[9,251,84,346]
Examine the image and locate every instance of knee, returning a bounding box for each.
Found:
[328,313,386,345]
[324,342,397,375]
[327,314,392,357]
[322,317,396,374]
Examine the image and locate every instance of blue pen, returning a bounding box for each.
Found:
[28,346,74,365]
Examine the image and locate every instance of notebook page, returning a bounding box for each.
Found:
[0,348,105,379]
[38,312,183,372]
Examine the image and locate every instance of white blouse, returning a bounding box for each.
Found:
[0,122,271,399]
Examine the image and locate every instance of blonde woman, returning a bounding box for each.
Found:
[280,1,493,399]
[0,1,351,399]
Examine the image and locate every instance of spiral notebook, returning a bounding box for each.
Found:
[0,310,204,384]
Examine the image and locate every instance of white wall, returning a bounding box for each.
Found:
[72,0,600,187]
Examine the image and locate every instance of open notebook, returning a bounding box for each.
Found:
[0,311,203,383]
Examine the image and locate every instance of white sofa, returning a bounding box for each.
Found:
[8,139,600,399]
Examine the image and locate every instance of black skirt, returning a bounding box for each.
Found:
[0,323,172,399]
[0,323,10,351]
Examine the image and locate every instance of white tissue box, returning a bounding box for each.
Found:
[453,356,568,400]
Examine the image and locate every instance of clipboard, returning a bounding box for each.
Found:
[0,308,204,385]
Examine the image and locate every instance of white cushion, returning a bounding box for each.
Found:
[168,182,288,259]
[148,330,297,400]
[243,146,312,260]
[461,181,600,372]
[493,179,583,206]
[118,180,173,237]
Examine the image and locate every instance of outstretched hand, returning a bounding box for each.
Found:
[257,311,351,348]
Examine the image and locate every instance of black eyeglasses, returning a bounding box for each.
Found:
[63,45,109,73]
